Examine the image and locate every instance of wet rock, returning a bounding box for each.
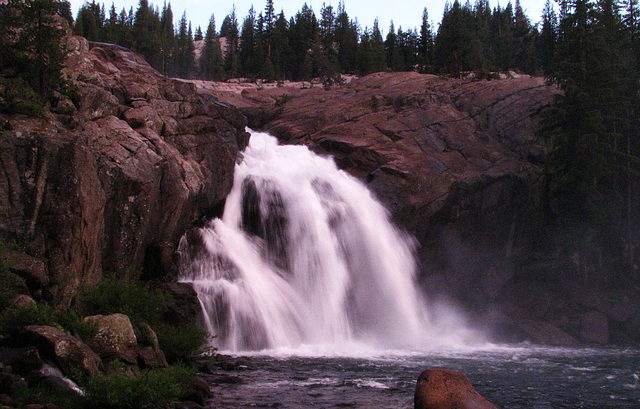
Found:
[136,323,168,369]
[162,282,202,327]
[12,325,102,378]
[519,321,578,346]
[580,311,609,345]
[84,313,138,364]
[179,375,213,406]
[0,346,43,375]
[414,369,497,409]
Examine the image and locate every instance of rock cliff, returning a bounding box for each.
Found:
[0,36,248,307]
[196,72,639,345]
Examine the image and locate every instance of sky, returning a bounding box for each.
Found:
[68,0,549,35]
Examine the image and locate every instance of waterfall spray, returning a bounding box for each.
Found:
[178,130,458,352]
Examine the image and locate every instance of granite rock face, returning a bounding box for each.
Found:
[0,36,248,306]
[199,72,639,345]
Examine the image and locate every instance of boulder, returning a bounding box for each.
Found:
[414,369,497,409]
[10,294,37,308]
[13,325,102,378]
[162,282,202,327]
[0,346,43,376]
[136,323,168,369]
[84,313,138,364]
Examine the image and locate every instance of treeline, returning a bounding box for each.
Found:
[71,0,556,82]
[541,0,640,274]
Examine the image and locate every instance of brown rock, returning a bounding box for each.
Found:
[415,369,497,409]
[0,36,248,307]
[15,325,102,378]
[1,250,48,288]
[10,294,37,308]
[580,311,609,344]
[84,313,138,364]
[136,323,168,369]
[519,321,578,346]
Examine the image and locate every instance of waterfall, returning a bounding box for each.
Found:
[178,130,443,352]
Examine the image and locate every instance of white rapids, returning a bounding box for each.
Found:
[178,130,469,352]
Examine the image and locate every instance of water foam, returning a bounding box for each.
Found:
[179,130,472,352]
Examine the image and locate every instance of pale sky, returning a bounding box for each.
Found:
[69,0,549,35]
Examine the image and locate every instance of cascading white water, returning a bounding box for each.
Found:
[178,130,457,352]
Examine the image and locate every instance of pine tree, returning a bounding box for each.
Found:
[434,0,475,75]
[220,6,239,77]
[200,14,225,80]
[159,2,175,76]
[334,1,358,74]
[385,21,399,70]
[537,0,558,76]
[74,0,104,41]
[239,6,259,78]
[174,11,195,78]
[0,0,68,104]
[133,0,162,71]
[370,18,386,72]
[418,8,434,73]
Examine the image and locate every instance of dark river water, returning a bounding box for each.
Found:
[208,344,640,408]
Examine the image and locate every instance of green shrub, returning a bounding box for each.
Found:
[54,309,98,342]
[11,384,84,409]
[0,77,44,116]
[275,93,292,107]
[0,303,55,336]
[154,321,209,364]
[85,365,192,409]
[0,270,27,310]
[76,278,170,325]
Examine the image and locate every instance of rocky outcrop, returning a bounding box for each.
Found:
[415,369,497,409]
[0,36,248,306]
[198,72,640,345]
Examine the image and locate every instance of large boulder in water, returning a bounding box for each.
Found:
[414,369,497,409]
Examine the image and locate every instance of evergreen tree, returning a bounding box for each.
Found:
[271,11,289,79]
[133,0,162,70]
[194,26,203,41]
[159,1,175,76]
[200,14,225,80]
[220,6,239,77]
[537,0,558,76]
[512,0,537,73]
[418,7,434,73]
[103,3,119,43]
[317,2,340,82]
[334,1,358,74]
[434,0,475,74]
[74,0,104,41]
[239,6,261,78]
[370,18,387,72]
[0,0,68,103]
[289,3,319,80]
[174,11,195,78]
[385,21,400,70]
